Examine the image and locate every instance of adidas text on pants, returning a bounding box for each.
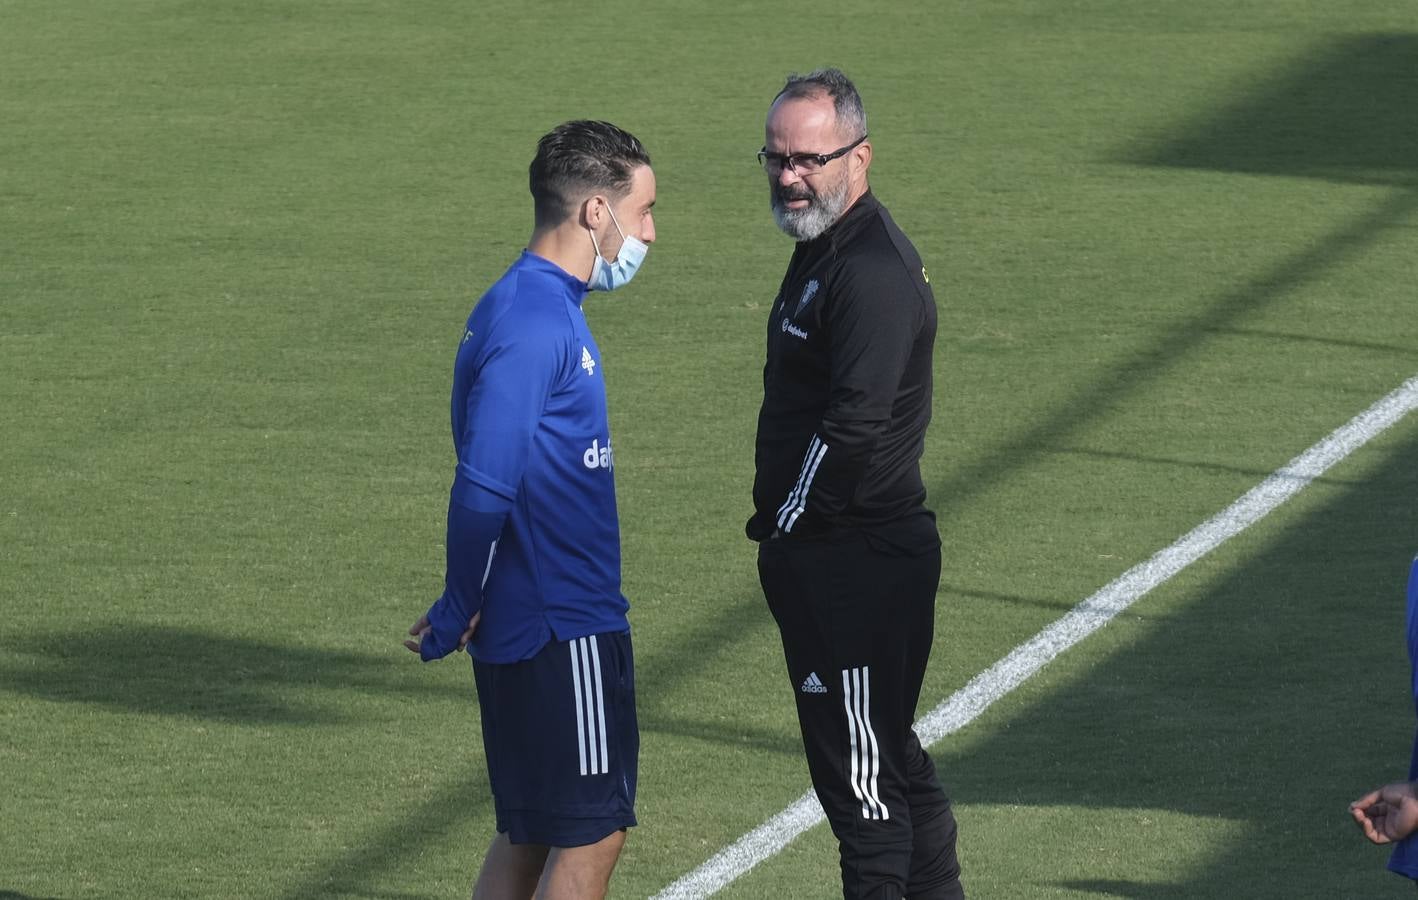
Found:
[758,526,964,900]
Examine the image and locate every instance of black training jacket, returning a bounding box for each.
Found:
[747,191,938,545]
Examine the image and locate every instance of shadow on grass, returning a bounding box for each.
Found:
[0,892,67,900]
[940,583,1078,613]
[930,33,1418,517]
[940,424,1418,896]
[635,592,773,716]
[0,625,468,725]
[645,709,803,759]
[930,43,1418,892]
[276,774,491,900]
[1133,33,1418,188]
[927,184,1418,521]
[1040,445,1367,484]
[1200,325,1418,359]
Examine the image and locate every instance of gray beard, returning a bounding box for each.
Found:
[770,174,852,241]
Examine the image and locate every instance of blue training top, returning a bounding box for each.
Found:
[420,250,628,664]
[1390,556,1418,877]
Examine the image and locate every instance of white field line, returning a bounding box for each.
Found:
[652,375,1418,900]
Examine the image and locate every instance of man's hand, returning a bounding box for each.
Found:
[1350,781,1418,844]
[404,611,482,655]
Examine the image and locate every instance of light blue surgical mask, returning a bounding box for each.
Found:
[587,201,648,292]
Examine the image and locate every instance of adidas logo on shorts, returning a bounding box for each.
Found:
[800,671,828,694]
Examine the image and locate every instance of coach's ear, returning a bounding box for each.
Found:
[850,139,873,175]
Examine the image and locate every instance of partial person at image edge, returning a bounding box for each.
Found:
[1350,556,1418,881]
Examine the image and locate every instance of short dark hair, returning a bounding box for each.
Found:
[773,67,868,141]
[528,120,651,228]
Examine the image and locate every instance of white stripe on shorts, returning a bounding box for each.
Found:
[571,636,609,777]
[588,636,610,775]
[570,638,589,776]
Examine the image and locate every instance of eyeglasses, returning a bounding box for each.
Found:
[757,134,868,175]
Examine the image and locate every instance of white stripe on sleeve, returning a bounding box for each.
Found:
[480,540,498,589]
[778,437,828,533]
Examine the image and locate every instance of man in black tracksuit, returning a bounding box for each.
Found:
[747,68,965,900]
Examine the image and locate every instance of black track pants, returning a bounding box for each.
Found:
[758,531,964,900]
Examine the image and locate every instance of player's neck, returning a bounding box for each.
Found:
[527,224,595,283]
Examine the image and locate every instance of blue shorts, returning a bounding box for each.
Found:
[472,630,638,847]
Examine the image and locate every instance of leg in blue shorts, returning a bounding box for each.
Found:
[470,630,638,898]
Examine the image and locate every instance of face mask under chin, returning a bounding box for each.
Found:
[586,201,648,292]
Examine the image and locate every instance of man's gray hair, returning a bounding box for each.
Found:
[774,67,868,141]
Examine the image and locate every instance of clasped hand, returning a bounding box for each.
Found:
[404,611,481,655]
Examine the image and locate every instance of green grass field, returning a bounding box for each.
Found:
[4,1,1418,897]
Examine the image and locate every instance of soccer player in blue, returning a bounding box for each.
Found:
[404,120,655,900]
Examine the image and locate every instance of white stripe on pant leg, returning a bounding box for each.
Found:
[777,436,822,528]
[841,669,865,816]
[578,638,600,776]
[849,668,866,818]
[841,668,886,820]
[849,668,879,820]
[843,668,879,819]
[589,635,610,775]
[570,639,588,777]
[860,667,887,821]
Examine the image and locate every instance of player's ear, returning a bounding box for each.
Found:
[579,194,605,230]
